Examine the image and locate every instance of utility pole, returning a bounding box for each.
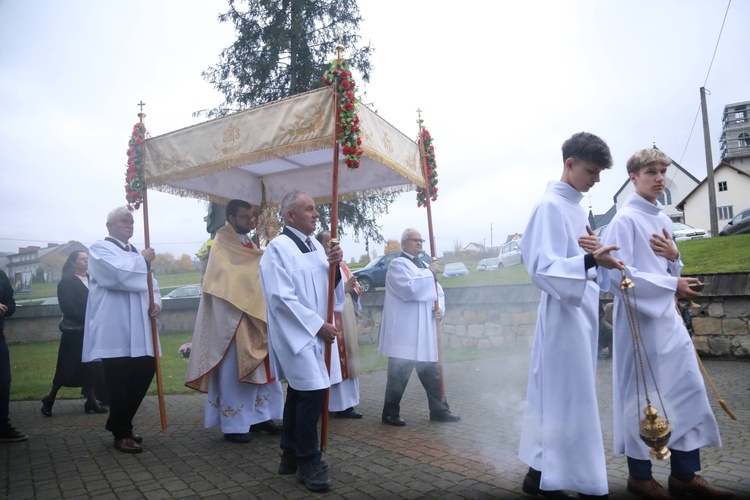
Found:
[700,87,719,236]
[490,223,493,247]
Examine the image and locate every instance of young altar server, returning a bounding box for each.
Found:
[602,148,734,499]
[259,191,345,493]
[519,132,623,499]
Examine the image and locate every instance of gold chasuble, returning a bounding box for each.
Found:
[185,223,271,392]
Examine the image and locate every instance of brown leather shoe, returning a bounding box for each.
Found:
[130,433,143,444]
[114,437,143,454]
[668,475,735,499]
[626,476,670,499]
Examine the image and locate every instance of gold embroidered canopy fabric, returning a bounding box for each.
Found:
[143,87,423,204]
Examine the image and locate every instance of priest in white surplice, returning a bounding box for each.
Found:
[518,133,623,498]
[83,206,162,454]
[259,191,344,493]
[185,200,283,444]
[602,148,733,499]
[378,228,459,426]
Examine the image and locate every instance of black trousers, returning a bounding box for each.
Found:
[280,386,325,466]
[102,356,155,439]
[382,357,449,417]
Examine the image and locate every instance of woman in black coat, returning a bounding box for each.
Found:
[41,251,107,416]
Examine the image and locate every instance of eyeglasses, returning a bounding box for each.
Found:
[407,238,425,243]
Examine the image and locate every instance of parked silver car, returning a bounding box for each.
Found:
[476,258,498,272]
[497,240,523,268]
[672,222,711,242]
[163,284,203,299]
[443,262,470,278]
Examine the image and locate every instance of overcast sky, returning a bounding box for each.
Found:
[1,0,748,262]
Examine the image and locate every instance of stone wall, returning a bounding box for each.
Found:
[357,285,541,351]
[6,283,749,359]
[691,296,750,357]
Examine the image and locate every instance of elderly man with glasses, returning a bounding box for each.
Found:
[378,228,460,426]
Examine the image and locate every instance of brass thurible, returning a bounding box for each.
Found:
[620,267,672,460]
[639,404,671,460]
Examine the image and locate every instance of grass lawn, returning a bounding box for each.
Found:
[8,332,508,401]
[677,233,750,274]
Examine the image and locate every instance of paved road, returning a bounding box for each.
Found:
[3,354,749,499]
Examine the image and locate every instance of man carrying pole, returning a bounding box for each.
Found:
[259,190,344,493]
[378,228,459,426]
[82,206,162,454]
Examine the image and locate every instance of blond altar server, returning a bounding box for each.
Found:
[259,191,344,493]
[83,206,162,454]
[316,231,363,419]
[603,149,733,499]
[518,132,622,499]
[185,200,283,444]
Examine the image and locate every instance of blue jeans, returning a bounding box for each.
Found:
[628,449,701,479]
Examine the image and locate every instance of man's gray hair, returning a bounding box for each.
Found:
[281,191,305,223]
[107,206,131,225]
[401,227,419,243]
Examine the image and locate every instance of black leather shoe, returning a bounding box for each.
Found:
[223,433,251,444]
[249,420,282,435]
[522,469,576,498]
[296,461,332,492]
[114,438,142,454]
[84,400,108,414]
[430,410,461,422]
[279,455,297,475]
[333,407,363,419]
[41,395,54,417]
[382,415,406,426]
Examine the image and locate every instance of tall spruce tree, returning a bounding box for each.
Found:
[200,0,397,245]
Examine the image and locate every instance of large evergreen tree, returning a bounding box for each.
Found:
[201,0,397,245]
[199,0,373,118]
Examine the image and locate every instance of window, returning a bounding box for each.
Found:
[656,187,672,206]
[734,105,747,123]
[718,181,727,192]
[739,133,750,148]
[717,205,734,220]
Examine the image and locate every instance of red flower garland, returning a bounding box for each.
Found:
[416,127,438,206]
[323,59,362,169]
[125,122,146,210]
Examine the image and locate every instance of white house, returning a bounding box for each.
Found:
[675,162,750,232]
[4,241,88,294]
[462,242,484,253]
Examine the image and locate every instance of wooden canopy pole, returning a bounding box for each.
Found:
[137,106,168,430]
[321,41,344,452]
[416,110,446,402]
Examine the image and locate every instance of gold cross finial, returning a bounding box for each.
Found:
[335,34,344,59]
[416,108,424,127]
[137,101,146,123]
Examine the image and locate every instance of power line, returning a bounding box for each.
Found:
[677,0,732,166]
